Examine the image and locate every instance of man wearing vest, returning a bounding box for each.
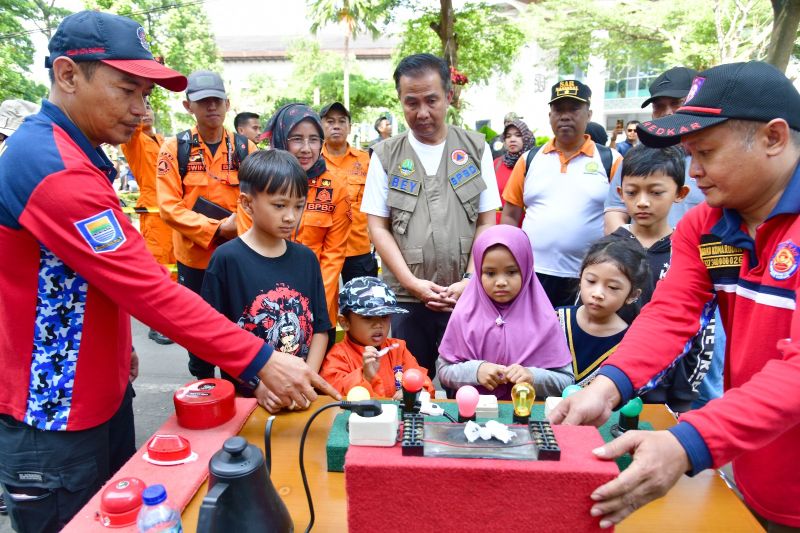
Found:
[121,99,175,345]
[551,61,800,532]
[320,101,377,283]
[501,80,623,308]
[362,53,501,378]
[157,70,257,379]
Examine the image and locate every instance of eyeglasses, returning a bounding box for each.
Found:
[626,129,637,132]
[287,135,322,149]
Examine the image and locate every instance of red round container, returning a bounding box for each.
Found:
[98,477,145,528]
[146,434,192,462]
[173,379,235,429]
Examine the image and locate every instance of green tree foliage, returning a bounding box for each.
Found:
[307,0,399,109]
[83,0,221,133]
[0,0,49,101]
[395,2,526,109]
[233,39,400,125]
[529,0,778,73]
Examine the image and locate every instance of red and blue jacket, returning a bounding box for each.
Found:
[0,100,271,432]
[598,162,800,526]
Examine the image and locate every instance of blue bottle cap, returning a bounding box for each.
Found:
[142,484,167,506]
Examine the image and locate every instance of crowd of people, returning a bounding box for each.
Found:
[1,9,799,533]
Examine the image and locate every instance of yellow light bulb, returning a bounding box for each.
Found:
[511,382,535,420]
[346,385,371,402]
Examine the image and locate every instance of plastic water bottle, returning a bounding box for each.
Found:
[137,484,183,533]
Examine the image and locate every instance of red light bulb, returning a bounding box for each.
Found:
[402,368,425,393]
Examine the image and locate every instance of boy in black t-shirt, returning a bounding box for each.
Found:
[608,145,713,412]
[202,150,331,412]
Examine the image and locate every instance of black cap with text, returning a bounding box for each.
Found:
[549,80,592,105]
[637,61,800,148]
[641,66,698,108]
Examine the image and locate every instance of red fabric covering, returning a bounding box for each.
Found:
[345,424,617,532]
[62,398,257,532]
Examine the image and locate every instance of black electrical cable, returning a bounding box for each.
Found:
[441,411,457,423]
[299,400,382,533]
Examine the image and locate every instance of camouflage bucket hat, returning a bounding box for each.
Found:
[339,276,409,317]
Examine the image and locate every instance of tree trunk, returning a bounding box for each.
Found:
[766,0,800,72]
[432,0,459,108]
[343,30,351,110]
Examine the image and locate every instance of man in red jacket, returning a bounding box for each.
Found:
[550,61,800,530]
[0,11,337,532]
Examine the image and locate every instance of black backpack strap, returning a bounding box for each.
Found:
[524,144,541,173]
[597,144,613,181]
[176,129,193,180]
[232,132,251,169]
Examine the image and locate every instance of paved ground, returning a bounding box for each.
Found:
[0,318,189,532]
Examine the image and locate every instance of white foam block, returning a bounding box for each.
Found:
[349,403,399,447]
[544,396,563,418]
[476,394,499,419]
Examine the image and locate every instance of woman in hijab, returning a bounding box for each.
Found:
[493,119,534,224]
[437,225,573,399]
[238,103,351,347]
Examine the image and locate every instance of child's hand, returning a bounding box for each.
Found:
[505,364,534,385]
[477,362,507,390]
[362,346,381,382]
[392,389,403,401]
[254,381,285,413]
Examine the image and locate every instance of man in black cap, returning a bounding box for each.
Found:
[0,11,338,531]
[551,61,800,531]
[320,102,377,284]
[604,67,704,234]
[501,79,622,307]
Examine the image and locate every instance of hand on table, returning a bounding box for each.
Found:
[257,350,342,411]
[589,430,690,528]
[477,362,507,390]
[362,346,381,382]
[548,375,621,427]
[254,382,285,413]
[504,363,532,384]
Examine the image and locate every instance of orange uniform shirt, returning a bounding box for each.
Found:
[157,127,256,270]
[121,125,175,267]
[321,335,435,398]
[322,143,371,256]
[238,167,351,326]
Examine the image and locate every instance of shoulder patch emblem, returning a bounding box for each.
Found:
[399,159,415,177]
[75,209,126,253]
[769,240,800,280]
[451,149,468,166]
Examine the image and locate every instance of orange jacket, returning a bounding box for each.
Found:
[238,167,351,326]
[322,143,371,256]
[321,335,435,398]
[157,127,256,269]
[121,124,164,209]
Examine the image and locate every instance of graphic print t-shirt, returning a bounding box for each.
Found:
[201,239,331,359]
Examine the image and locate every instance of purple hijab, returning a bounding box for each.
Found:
[439,225,571,398]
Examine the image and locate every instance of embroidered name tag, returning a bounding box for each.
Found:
[699,242,743,269]
[389,175,421,196]
[448,162,479,189]
[75,209,126,253]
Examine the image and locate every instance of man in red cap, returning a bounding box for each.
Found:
[551,61,800,531]
[0,11,337,531]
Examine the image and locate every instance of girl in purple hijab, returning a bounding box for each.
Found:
[437,225,573,400]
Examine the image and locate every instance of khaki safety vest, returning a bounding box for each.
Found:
[373,127,487,302]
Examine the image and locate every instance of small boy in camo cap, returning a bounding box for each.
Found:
[321,276,434,399]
